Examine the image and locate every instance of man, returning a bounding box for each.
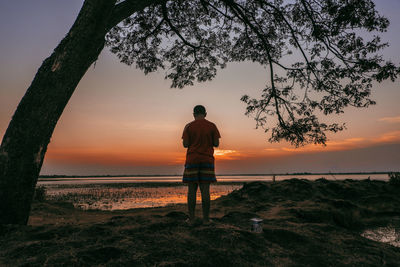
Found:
[182,105,220,224]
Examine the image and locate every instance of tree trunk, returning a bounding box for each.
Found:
[0,0,117,225]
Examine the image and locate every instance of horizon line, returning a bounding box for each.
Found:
[38,171,397,178]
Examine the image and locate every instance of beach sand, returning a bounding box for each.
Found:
[1,179,400,266]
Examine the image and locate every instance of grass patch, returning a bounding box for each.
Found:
[388,172,400,187]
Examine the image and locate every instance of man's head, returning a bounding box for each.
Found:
[193,105,206,119]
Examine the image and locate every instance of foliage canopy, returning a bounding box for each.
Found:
[107,0,399,146]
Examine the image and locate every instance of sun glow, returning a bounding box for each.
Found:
[214,149,236,156]
[214,149,242,160]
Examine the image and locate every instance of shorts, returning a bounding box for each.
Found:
[182,163,217,183]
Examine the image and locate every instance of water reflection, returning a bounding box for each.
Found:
[46,185,241,210]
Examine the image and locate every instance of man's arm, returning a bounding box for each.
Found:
[182,123,190,148]
[183,139,189,148]
[213,137,219,147]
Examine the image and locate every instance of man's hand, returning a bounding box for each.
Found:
[183,139,189,148]
[213,138,219,147]
[182,123,190,148]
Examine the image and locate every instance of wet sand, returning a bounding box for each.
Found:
[1,179,400,266]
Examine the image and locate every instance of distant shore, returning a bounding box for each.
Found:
[39,171,393,178]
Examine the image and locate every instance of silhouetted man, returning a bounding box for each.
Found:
[182,105,220,224]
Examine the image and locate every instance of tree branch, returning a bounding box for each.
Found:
[161,2,201,49]
[205,1,233,20]
[224,0,290,130]
[297,0,354,72]
[261,1,320,81]
[107,0,164,31]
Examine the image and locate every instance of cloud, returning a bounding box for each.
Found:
[379,116,400,123]
[279,137,364,153]
[214,149,242,160]
[264,148,279,152]
[261,131,400,155]
[214,149,236,156]
[45,147,184,166]
[372,131,400,144]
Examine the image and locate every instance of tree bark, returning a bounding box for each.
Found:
[0,0,117,225]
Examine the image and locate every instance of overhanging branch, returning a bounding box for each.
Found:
[107,0,164,31]
[161,2,201,49]
[224,0,289,131]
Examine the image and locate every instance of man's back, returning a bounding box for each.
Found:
[183,119,220,164]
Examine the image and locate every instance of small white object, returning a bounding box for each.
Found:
[251,218,263,233]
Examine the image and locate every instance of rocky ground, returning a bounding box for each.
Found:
[1,179,400,266]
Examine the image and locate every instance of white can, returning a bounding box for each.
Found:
[250,218,263,233]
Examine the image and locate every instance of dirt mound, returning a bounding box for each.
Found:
[1,179,400,266]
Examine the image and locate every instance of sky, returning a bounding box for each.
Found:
[0,0,399,175]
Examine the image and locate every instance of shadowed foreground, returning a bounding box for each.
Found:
[1,179,400,266]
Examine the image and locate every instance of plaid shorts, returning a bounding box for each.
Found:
[182,163,217,183]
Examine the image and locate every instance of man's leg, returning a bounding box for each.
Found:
[188,183,198,222]
[199,183,210,222]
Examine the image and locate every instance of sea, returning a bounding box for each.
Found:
[37,173,390,211]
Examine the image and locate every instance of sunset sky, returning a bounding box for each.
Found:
[1,0,399,175]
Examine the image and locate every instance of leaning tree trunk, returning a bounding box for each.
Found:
[0,0,117,225]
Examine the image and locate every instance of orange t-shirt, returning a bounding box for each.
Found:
[182,119,221,164]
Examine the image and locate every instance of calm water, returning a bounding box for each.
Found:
[38,173,389,185]
[43,184,241,210]
[37,174,389,211]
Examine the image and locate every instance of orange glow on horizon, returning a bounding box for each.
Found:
[46,146,185,166]
[44,130,400,168]
[214,149,242,160]
[262,130,400,156]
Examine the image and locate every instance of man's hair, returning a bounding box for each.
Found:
[193,105,206,115]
